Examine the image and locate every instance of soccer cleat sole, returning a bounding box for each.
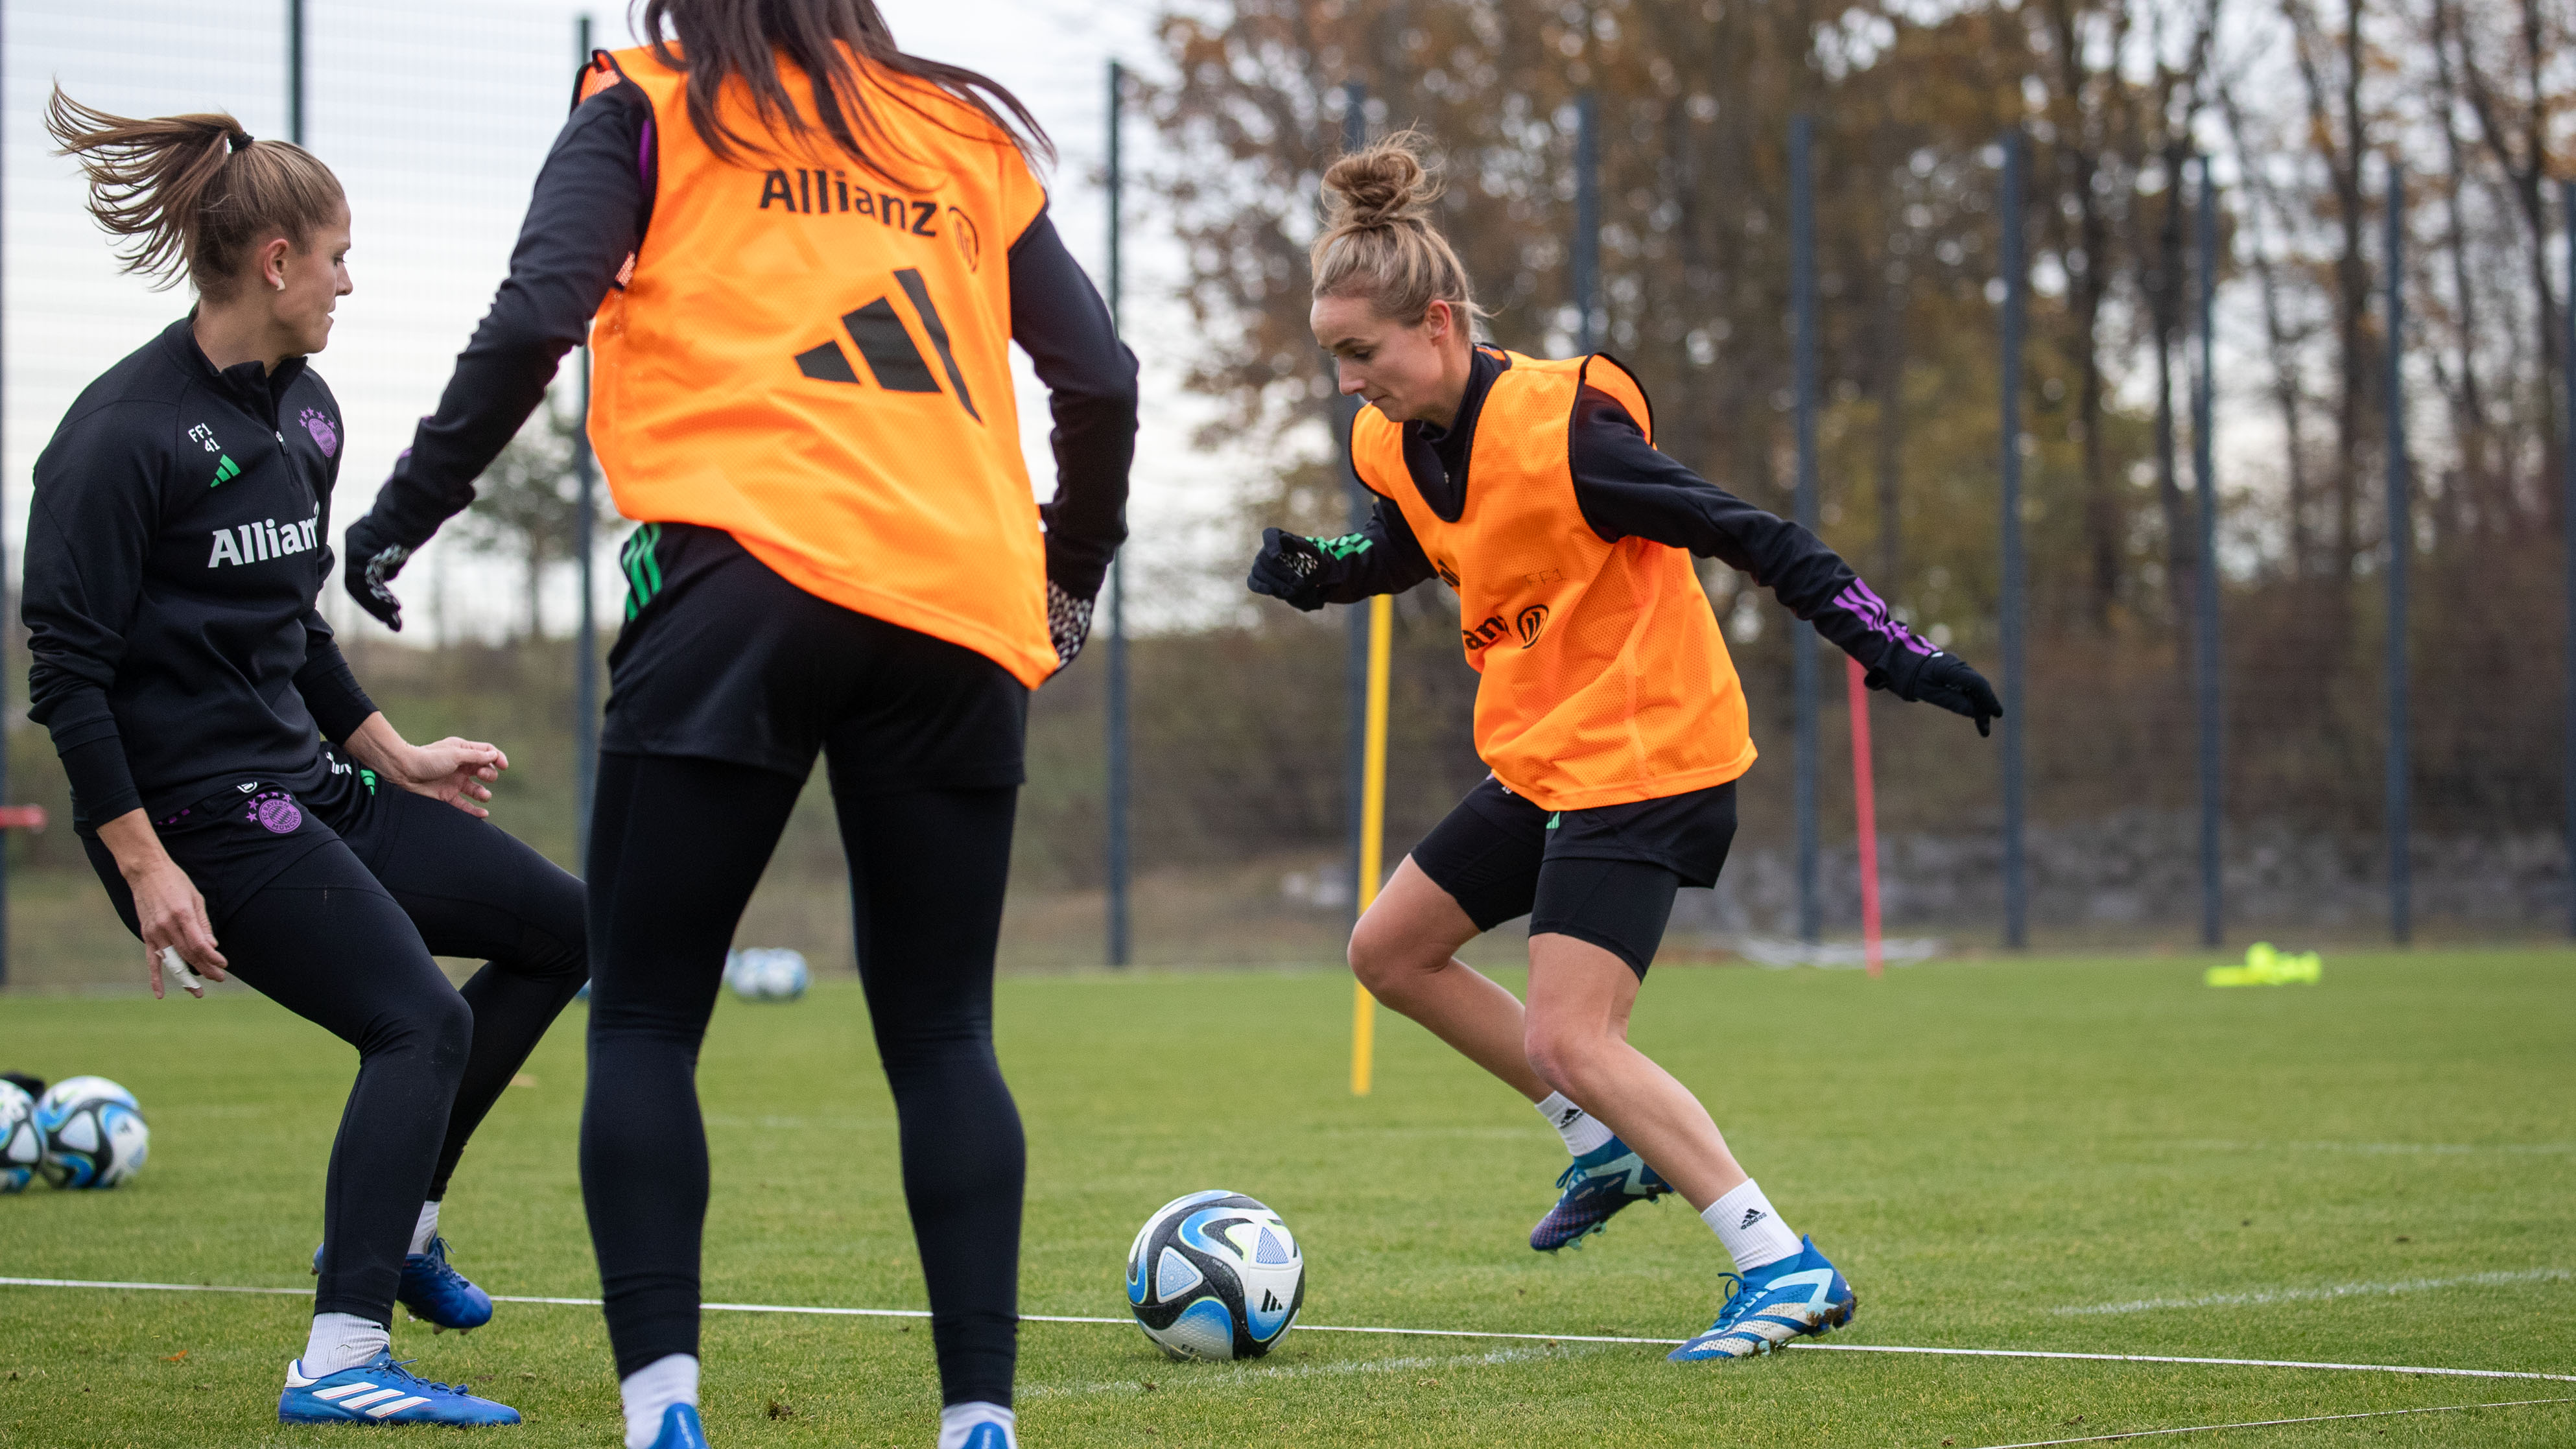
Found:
[1672,1291,1860,1361]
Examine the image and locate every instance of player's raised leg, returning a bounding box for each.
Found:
[1519,896,1856,1361]
[1349,821,1672,1251]
[309,777,591,1334]
[1348,856,1540,1095]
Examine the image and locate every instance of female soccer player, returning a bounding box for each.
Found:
[1247,136,1999,1361]
[337,3,1135,1445]
[26,96,589,1426]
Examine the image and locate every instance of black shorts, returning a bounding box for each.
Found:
[83,748,414,931]
[1410,775,1738,978]
[603,522,1028,788]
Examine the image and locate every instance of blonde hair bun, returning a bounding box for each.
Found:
[1321,135,1437,230]
[1310,131,1489,332]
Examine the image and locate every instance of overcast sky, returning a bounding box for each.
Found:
[3,0,1240,645]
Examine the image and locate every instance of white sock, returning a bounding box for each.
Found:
[620,1353,700,1449]
[1535,1092,1614,1156]
[1701,1179,1802,1274]
[938,1402,1017,1449]
[408,1200,441,1256]
[298,1312,388,1376]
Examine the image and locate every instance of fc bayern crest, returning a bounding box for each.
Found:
[300,407,339,458]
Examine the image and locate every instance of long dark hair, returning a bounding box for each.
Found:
[635,0,1053,181]
[45,87,344,303]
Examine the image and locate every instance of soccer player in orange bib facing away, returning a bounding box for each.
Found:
[338,4,1135,1446]
[1247,135,1998,1361]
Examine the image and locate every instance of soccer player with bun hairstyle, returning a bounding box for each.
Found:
[25,92,591,1427]
[340,2,1136,1445]
[1249,133,1999,1361]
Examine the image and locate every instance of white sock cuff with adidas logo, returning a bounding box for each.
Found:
[1702,1179,1802,1273]
[1534,1091,1616,1157]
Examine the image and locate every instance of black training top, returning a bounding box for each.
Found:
[25,318,376,828]
[1310,348,1920,668]
[353,78,1136,600]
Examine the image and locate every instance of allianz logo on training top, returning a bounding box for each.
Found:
[757,167,940,236]
[207,510,322,569]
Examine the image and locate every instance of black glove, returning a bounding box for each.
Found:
[1867,646,2003,738]
[1246,527,1329,612]
[342,515,412,632]
[1047,579,1095,670]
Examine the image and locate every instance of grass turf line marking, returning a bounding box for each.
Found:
[10,1277,2576,1385]
[1964,1395,2576,1448]
[1022,1341,1616,1399]
[2056,1267,2573,1316]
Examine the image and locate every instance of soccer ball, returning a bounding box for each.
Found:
[1124,1190,1305,1361]
[34,1076,148,1190]
[724,948,809,1002]
[0,1081,42,1193]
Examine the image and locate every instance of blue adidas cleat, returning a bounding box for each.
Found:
[644,1402,710,1448]
[960,1425,1012,1449]
[311,1236,496,1332]
[278,1350,521,1424]
[1666,1236,1858,1361]
[1530,1135,1672,1251]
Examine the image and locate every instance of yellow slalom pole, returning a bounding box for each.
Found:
[1351,593,1395,1096]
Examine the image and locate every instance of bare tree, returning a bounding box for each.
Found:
[456,396,585,642]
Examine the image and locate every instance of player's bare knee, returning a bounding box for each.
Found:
[1523,1020,1612,1098]
[1346,921,1424,1000]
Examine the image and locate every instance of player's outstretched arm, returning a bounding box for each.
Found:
[1565,385,2000,735]
[1247,499,1434,611]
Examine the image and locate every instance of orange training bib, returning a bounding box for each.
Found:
[1352,350,1755,811]
[580,45,1058,686]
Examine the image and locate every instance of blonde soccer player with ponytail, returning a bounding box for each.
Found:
[27,93,590,1426]
[1247,135,1999,1360]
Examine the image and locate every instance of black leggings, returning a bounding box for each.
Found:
[580,751,1023,1404]
[97,792,586,1323]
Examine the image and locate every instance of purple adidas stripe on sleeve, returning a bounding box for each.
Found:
[1832,579,1933,657]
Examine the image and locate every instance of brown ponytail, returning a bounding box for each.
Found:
[45,87,345,303]
[1311,132,1488,332]
[637,0,1052,179]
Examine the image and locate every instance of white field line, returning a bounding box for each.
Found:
[1021,1341,1615,1398]
[2055,1267,2572,1316]
[1965,1395,2576,1448]
[6,1276,2575,1385]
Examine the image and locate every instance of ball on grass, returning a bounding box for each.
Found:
[0,1080,43,1194]
[1126,1190,1305,1361]
[35,1076,148,1190]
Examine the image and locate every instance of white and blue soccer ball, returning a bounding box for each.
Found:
[34,1076,148,1190]
[1125,1190,1305,1361]
[724,948,809,1002]
[0,1081,42,1193]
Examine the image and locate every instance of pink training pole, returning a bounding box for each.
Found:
[1845,656,1884,978]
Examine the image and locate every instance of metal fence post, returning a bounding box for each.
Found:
[1790,114,1820,946]
[2384,158,2411,947]
[2193,156,2222,949]
[1999,132,2029,950]
[1341,80,1370,927]
[1105,60,1131,967]
[1574,92,1600,353]
[2562,179,2575,941]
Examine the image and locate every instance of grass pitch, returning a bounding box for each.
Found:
[3,948,2571,1447]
